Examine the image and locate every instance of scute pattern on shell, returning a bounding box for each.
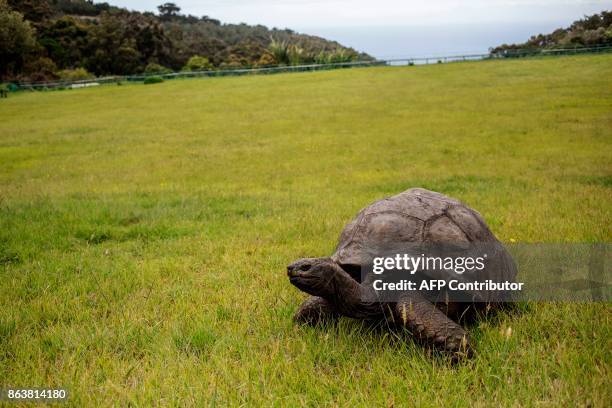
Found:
[332,188,498,266]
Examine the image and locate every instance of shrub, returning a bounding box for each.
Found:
[314,49,357,65]
[269,40,318,65]
[21,57,58,82]
[219,61,244,70]
[328,49,355,63]
[182,56,214,72]
[287,45,305,65]
[269,39,289,65]
[256,52,276,67]
[58,68,94,82]
[143,76,164,84]
[144,63,172,75]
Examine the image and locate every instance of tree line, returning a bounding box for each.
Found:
[0,0,371,82]
[492,11,612,54]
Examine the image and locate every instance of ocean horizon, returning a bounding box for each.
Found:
[299,21,578,59]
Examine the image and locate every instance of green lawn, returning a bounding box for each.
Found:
[1,54,611,406]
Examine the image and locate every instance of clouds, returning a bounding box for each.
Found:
[111,0,612,28]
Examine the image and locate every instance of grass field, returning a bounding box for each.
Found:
[1,54,611,406]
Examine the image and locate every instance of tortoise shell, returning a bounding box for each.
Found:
[331,188,516,293]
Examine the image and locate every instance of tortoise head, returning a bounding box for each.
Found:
[287,257,342,299]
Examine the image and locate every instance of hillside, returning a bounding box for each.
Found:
[1,0,371,81]
[492,11,612,54]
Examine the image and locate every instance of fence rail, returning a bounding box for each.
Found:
[7,45,612,91]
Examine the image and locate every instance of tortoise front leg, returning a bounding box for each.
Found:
[294,296,339,325]
[395,292,473,358]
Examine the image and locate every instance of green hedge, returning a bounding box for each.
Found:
[143,76,164,85]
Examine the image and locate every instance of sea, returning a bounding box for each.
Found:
[299,22,573,60]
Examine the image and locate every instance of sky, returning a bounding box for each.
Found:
[109,1,612,58]
[111,0,612,28]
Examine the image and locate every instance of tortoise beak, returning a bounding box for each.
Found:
[287,264,301,278]
[287,265,296,277]
[287,260,309,277]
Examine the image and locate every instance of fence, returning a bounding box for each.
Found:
[385,44,612,66]
[7,45,612,91]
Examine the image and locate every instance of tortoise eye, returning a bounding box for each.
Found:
[299,264,312,271]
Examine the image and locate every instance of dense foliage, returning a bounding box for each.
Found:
[492,11,612,54]
[143,75,163,84]
[0,0,369,81]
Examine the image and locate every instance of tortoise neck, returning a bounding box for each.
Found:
[329,268,382,319]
